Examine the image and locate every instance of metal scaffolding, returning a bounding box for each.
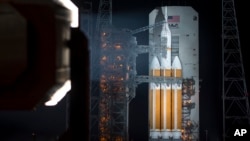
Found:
[181,79,198,141]
[90,0,113,140]
[98,27,137,141]
[222,0,250,140]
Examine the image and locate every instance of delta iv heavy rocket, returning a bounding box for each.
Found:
[149,20,183,139]
[149,6,199,140]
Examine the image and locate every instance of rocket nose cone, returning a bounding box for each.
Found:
[150,56,161,69]
[172,56,182,69]
[155,7,165,23]
[161,6,168,20]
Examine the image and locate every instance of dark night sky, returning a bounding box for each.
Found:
[0,0,249,141]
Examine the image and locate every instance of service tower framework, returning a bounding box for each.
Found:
[222,0,250,140]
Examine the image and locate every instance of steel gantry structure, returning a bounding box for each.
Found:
[222,0,250,140]
[91,0,138,140]
[90,0,113,140]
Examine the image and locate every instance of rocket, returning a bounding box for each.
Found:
[172,56,182,78]
[160,22,171,77]
[149,56,161,139]
[149,14,183,139]
[171,56,182,139]
[149,5,199,140]
[160,21,172,139]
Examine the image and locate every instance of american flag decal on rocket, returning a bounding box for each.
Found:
[168,16,180,22]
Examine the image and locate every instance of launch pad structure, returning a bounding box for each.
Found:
[86,3,200,141]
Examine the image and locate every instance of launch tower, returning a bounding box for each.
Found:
[222,0,250,140]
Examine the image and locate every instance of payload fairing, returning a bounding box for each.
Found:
[149,6,199,140]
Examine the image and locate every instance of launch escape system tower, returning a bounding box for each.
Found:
[90,4,199,141]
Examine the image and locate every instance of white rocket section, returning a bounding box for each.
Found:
[171,56,182,140]
[160,22,172,71]
[150,56,161,70]
[166,51,171,69]
[172,56,182,70]
[165,25,172,49]
[160,57,168,69]
[161,6,172,49]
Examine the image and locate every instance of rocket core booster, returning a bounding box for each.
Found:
[171,56,182,139]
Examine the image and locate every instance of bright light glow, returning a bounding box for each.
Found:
[59,0,79,27]
[45,80,71,106]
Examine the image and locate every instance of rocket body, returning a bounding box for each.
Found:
[171,56,182,139]
[149,6,199,141]
[149,7,183,140]
[159,22,173,139]
[149,56,161,139]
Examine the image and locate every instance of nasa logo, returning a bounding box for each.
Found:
[168,23,179,28]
